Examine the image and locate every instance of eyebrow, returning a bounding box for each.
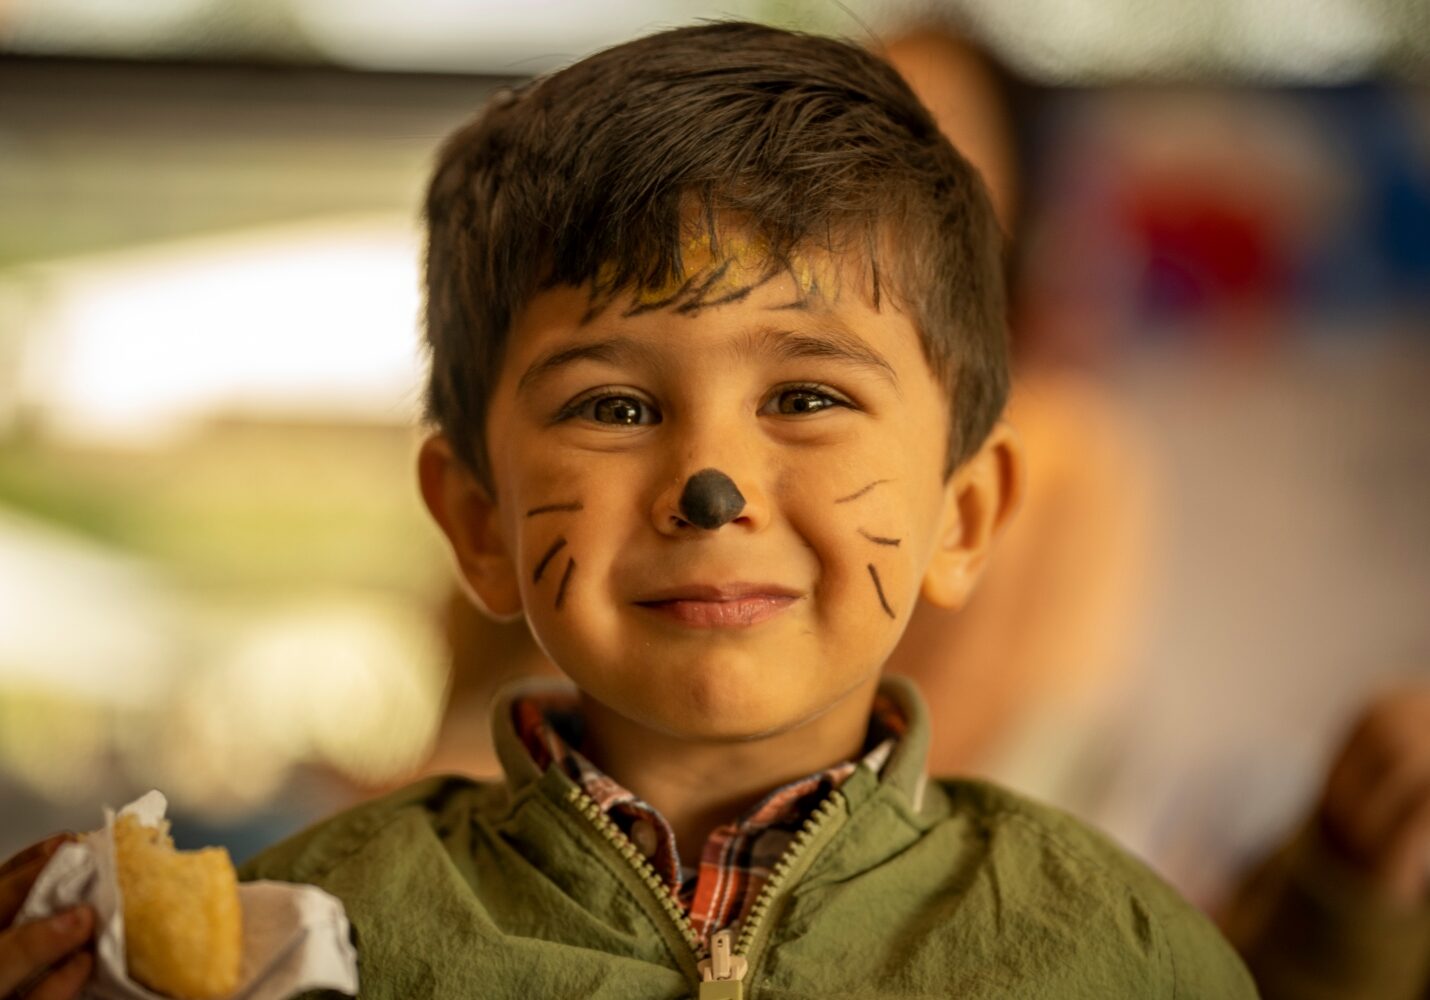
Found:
[516,326,901,396]
[756,327,901,392]
[517,337,657,395]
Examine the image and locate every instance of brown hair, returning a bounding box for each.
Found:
[423,20,1008,490]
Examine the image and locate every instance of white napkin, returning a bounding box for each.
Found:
[18,791,359,1000]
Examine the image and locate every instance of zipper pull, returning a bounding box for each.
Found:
[696,928,748,999]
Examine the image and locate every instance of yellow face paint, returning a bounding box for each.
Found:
[596,225,824,314]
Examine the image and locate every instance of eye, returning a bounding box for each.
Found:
[762,384,851,416]
[563,392,661,426]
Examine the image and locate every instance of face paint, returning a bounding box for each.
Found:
[678,468,746,530]
[554,557,576,610]
[527,501,584,517]
[867,564,895,619]
[623,259,735,317]
[834,479,891,504]
[533,536,568,583]
[584,225,830,324]
[858,529,901,547]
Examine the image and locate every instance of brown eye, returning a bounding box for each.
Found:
[588,395,659,425]
[769,387,843,415]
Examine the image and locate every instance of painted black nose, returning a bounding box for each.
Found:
[678,468,746,530]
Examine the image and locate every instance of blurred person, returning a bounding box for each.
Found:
[875,22,1162,800]
[882,20,1430,1000]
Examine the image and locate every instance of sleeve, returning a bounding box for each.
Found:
[1151,886,1263,998]
[237,776,457,884]
[237,821,335,884]
[1219,823,1430,1000]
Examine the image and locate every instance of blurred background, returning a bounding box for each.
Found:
[1,0,1427,921]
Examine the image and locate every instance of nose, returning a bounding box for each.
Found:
[677,468,746,529]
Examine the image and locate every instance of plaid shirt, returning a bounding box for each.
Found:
[513,693,906,948]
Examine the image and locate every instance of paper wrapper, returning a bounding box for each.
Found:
[18,791,359,1000]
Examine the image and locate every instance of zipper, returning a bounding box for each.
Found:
[564,785,705,973]
[696,928,747,999]
[565,783,849,999]
[728,791,845,976]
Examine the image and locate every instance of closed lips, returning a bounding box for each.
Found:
[634,584,801,627]
[634,583,801,603]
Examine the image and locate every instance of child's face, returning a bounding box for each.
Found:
[438,240,1001,742]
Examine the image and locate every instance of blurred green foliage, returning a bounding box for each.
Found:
[0,419,444,594]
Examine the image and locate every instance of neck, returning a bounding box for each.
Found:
[575,677,880,867]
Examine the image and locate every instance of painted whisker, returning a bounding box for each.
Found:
[533,537,568,583]
[858,529,901,547]
[834,479,891,504]
[526,501,584,517]
[554,558,576,610]
[867,564,895,619]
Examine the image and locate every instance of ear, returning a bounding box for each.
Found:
[417,433,524,620]
[921,421,1025,610]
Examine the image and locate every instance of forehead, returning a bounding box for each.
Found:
[515,239,889,353]
[599,228,832,318]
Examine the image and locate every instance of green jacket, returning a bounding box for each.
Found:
[241,679,1256,998]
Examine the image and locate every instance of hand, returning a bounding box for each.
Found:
[0,835,94,999]
[1318,684,1430,908]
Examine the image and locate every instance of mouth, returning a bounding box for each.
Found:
[633,583,801,628]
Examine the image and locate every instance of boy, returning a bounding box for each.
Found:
[255,20,1256,998]
[0,21,1256,1000]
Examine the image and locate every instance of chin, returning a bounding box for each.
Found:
[642,652,813,742]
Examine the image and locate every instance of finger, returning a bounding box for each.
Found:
[0,907,93,998]
[0,858,51,931]
[1321,709,1419,858]
[0,838,70,882]
[1323,716,1378,815]
[1353,737,1430,855]
[19,951,91,1000]
[1322,755,1389,862]
[1378,772,1430,906]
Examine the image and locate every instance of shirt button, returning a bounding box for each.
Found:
[630,818,659,858]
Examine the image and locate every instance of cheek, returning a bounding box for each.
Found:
[515,519,608,684]
[775,462,923,625]
[502,455,591,606]
[508,465,645,666]
[783,472,903,586]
